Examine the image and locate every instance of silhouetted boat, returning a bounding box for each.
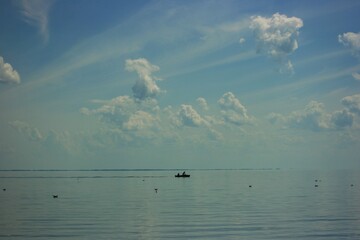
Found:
[175,173,190,178]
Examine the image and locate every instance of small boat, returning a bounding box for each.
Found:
[175,172,190,178]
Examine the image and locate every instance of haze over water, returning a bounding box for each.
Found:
[1,169,360,239]
[1,1,360,238]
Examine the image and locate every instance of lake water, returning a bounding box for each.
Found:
[1,169,360,239]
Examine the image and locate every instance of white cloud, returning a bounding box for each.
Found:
[330,109,354,129]
[80,95,136,126]
[0,57,21,84]
[125,58,163,100]
[123,110,157,131]
[338,33,360,79]
[9,120,43,141]
[341,94,360,115]
[196,97,209,111]
[43,130,77,155]
[14,0,54,43]
[249,13,303,73]
[81,95,162,129]
[218,92,253,126]
[269,100,356,131]
[176,104,205,127]
[338,32,360,57]
[272,101,330,131]
[352,72,360,81]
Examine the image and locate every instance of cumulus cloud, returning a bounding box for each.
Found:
[196,97,209,111]
[269,100,355,131]
[270,101,331,131]
[14,0,54,43]
[0,57,21,84]
[330,109,354,129]
[80,95,136,126]
[218,92,253,126]
[80,95,161,130]
[176,104,205,127]
[125,58,162,100]
[9,120,43,141]
[123,110,157,131]
[341,94,360,115]
[338,32,360,78]
[338,32,360,57]
[250,13,303,73]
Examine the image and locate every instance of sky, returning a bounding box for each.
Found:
[1,0,360,170]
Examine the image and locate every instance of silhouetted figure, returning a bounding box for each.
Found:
[53,195,58,198]
[175,172,190,177]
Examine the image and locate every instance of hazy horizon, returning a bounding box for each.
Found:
[1,0,360,170]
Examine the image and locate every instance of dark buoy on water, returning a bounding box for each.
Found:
[53,195,58,198]
[249,185,252,188]
[315,184,318,187]
[351,184,354,187]
[2,188,6,191]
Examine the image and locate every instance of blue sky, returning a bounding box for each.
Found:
[1,0,360,169]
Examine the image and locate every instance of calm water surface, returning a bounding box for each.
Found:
[1,170,360,239]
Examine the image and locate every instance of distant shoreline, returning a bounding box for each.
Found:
[0,168,281,172]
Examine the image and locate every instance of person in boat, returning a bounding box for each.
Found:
[176,173,180,177]
[182,171,186,176]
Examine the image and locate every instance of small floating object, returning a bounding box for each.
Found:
[315,184,319,187]
[52,195,58,198]
[249,185,252,188]
[154,188,158,193]
[175,171,190,178]
[2,188,6,191]
[350,184,354,187]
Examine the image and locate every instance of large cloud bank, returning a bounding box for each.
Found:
[268,98,357,131]
[80,57,255,146]
[250,13,303,73]
[0,56,21,84]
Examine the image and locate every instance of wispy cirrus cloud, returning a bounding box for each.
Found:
[14,0,54,43]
